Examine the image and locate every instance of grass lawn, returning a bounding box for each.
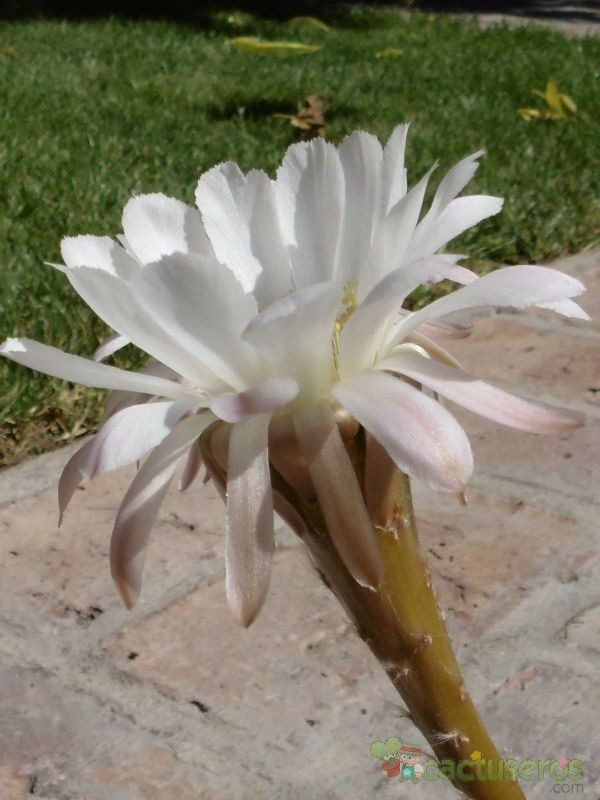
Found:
[0,6,599,467]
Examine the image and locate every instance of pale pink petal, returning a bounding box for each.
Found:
[387,265,587,349]
[537,299,591,320]
[332,371,473,492]
[293,403,383,589]
[209,377,299,423]
[413,318,473,341]
[179,439,204,492]
[59,401,192,521]
[110,414,210,609]
[379,350,585,433]
[272,491,308,538]
[101,360,180,422]
[364,434,403,529]
[93,333,129,362]
[226,414,274,627]
[0,338,197,401]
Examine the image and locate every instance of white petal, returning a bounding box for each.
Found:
[332,370,473,491]
[293,403,383,589]
[387,265,587,348]
[58,400,192,521]
[340,255,451,375]
[93,333,129,362]
[131,252,258,390]
[64,265,219,387]
[196,163,293,304]
[110,414,210,608]
[424,262,478,286]
[426,150,485,218]
[226,413,274,627]
[381,123,410,214]
[380,350,585,433]
[403,150,487,261]
[0,338,197,400]
[209,378,299,423]
[122,193,212,265]
[336,131,383,284]
[405,195,503,263]
[274,138,345,287]
[364,164,437,296]
[61,235,138,280]
[243,283,339,394]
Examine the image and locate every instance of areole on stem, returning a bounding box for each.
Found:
[202,412,526,800]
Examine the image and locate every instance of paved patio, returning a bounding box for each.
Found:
[0,249,598,799]
[420,1,600,36]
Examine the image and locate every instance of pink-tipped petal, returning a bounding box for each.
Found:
[387,265,587,349]
[380,351,585,433]
[332,371,473,492]
[226,414,274,627]
[58,400,191,522]
[209,378,299,424]
[110,414,210,609]
[413,319,473,341]
[537,299,591,320]
[293,403,383,589]
[179,439,204,492]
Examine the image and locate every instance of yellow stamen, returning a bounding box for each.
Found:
[332,281,358,378]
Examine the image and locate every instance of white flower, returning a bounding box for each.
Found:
[1,126,587,625]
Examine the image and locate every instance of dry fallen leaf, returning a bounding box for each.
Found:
[273,94,326,138]
[230,37,321,56]
[518,80,577,121]
[286,16,329,32]
[375,48,404,59]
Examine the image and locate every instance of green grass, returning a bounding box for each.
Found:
[1,6,599,465]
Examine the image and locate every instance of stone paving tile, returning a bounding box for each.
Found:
[446,315,599,409]
[0,663,249,800]
[0,466,228,636]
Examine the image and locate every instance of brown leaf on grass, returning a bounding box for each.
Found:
[273,94,326,138]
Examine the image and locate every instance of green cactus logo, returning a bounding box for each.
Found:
[370,737,403,778]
